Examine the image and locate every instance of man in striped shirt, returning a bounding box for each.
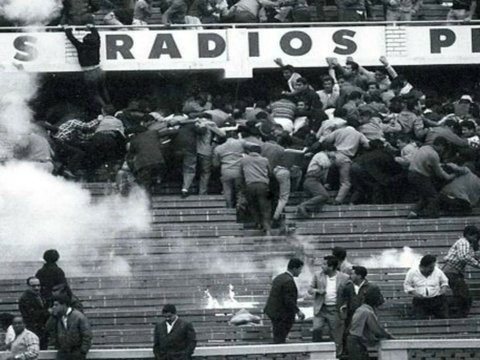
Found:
[442,225,480,318]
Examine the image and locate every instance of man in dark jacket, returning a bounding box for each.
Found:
[153,304,196,360]
[264,258,305,344]
[18,277,49,350]
[47,295,92,360]
[342,266,384,358]
[64,23,111,109]
[35,250,67,307]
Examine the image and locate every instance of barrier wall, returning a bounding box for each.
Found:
[2,24,480,78]
[379,339,480,360]
[0,343,336,360]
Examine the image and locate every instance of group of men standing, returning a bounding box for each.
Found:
[264,254,393,360]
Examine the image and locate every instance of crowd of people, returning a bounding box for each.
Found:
[8,46,480,234]
[0,0,476,27]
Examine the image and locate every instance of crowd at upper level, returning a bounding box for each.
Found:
[0,0,477,28]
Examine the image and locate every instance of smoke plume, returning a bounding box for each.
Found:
[0,162,150,276]
[0,0,62,26]
[357,246,423,269]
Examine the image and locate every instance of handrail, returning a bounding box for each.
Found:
[0,19,478,32]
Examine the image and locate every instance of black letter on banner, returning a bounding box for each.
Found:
[149,34,181,59]
[198,33,226,58]
[106,35,134,59]
[471,28,480,53]
[430,29,455,54]
[249,32,259,57]
[13,36,38,62]
[332,30,357,55]
[280,31,312,56]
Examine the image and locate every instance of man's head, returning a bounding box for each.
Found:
[350,266,367,285]
[364,287,384,308]
[162,304,178,323]
[27,276,41,295]
[358,104,375,123]
[294,78,309,92]
[432,136,448,155]
[461,120,476,138]
[419,255,437,277]
[348,91,363,105]
[332,247,347,262]
[287,258,304,277]
[102,104,116,116]
[43,249,59,264]
[282,65,294,80]
[344,60,359,77]
[51,294,70,317]
[464,225,480,243]
[321,76,334,93]
[367,82,379,94]
[374,68,388,83]
[396,134,412,150]
[321,256,339,275]
[244,143,262,155]
[11,316,25,336]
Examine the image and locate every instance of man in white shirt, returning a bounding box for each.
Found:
[404,255,449,319]
[5,316,39,360]
[308,256,350,356]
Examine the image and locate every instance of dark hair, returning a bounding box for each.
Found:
[321,75,334,84]
[0,313,14,330]
[464,225,479,237]
[461,120,476,130]
[256,100,268,109]
[103,104,116,116]
[324,255,339,269]
[444,119,458,129]
[353,266,368,278]
[375,68,388,76]
[162,304,177,314]
[26,276,38,286]
[348,91,362,101]
[282,65,294,72]
[334,107,348,118]
[346,60,359,71]
[43,249,59,263]
[295,77,308,86]
[364,287,384,307]
[369,139,385,150]
[396,133,412,144]
[420,254,436,267]
[287,258,304,270]
[332,247,347,261]
[433,136,448,147]
[52,294,71,306]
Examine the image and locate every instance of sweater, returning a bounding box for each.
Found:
[65,28,100,68]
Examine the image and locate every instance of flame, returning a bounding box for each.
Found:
[204,285,258,309]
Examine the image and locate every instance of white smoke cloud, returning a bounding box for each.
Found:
[0,0,63,26]
[0,162,151,276]
[357,246,423,269]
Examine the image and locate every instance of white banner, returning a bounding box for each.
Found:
[0,25,477,77]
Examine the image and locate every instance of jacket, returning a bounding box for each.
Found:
[308,271,350,316]
[47,309,92,354]
[343,280,384,318]
[264,272,299,320]
[65,27,100,67]
[18,290,49,336]
[153,318,196,360]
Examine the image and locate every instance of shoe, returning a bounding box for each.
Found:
[407,211,418,219]
[181,189,189,198]
[296,205,309,218]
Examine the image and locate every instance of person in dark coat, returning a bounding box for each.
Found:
[47,294,92,360]
[342,266,384,359]
[35,250,67,307]
[18,277,50,350]
[350,139,402,204]
[264,258,305,344]
[153,304,196,360]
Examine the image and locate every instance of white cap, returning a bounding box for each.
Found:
[460,95,473,103]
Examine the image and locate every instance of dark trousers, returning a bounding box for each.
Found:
[135,164,165,193]
[270,315,295,344]
[245,182,272,231]
[439,193,472,215]
[408,171,440,218]
[86,132,126,172]
[412,295,448,319]
[445,272,472,318]
[346,335,369,360]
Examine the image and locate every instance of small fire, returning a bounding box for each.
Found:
[204,284,258,309]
